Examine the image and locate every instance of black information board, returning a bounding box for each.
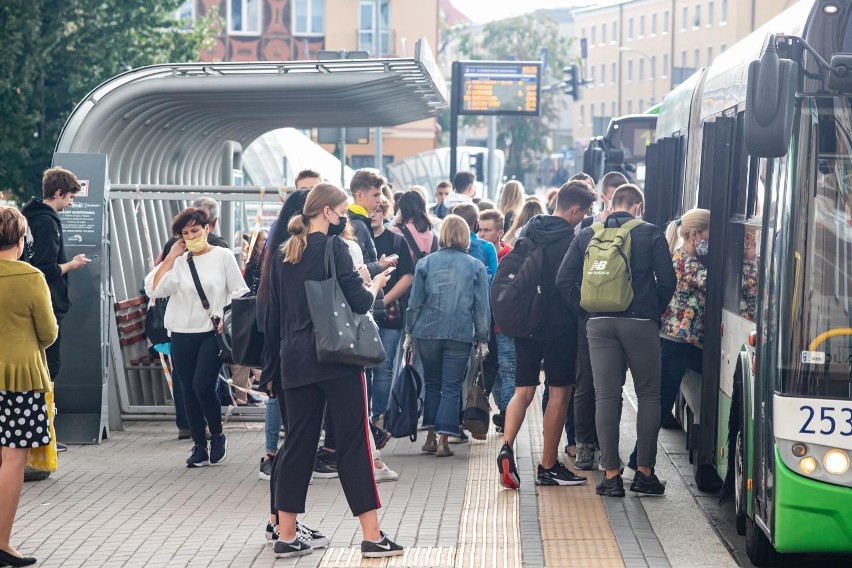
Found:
[459,62,542,116]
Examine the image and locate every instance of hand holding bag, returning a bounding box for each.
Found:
[305,236,385,367]
[463,351,490,439]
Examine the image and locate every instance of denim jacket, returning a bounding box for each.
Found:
[405,248,490,344]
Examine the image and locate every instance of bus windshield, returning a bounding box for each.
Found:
[783,97,852,399]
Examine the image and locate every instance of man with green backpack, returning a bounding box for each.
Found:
[556,184,675,497]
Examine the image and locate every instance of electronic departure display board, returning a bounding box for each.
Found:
[459,61,542,116]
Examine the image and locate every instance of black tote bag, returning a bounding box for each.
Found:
[230,294,264,368]
[305,236,385,368]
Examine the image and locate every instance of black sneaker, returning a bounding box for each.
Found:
[535,462,587,486]
[210,433,228,464]
[595,474,626,497]
[265,522,279,543]
[297,521,329,548]
[372,424,392,451]
[313,448,338,479]
[259,454,275,481]
[492,411,505,432]
[630,470,666,495]
[273,537,312,558]
[497,443,520,490]
[361,532,404,558]
[186,445,210,468]
[56,442,68,452]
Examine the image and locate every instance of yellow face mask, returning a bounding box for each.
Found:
[185,233,208,253]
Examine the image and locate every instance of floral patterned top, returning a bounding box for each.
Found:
[739,259,758,321]
[661,248,707,349]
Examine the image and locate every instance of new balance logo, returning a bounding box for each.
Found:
[590,260,608,271]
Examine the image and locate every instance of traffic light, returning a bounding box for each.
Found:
[564,64,580,101]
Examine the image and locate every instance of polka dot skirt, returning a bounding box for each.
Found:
[0,390,51,449]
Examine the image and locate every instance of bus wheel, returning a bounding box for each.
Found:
[746,516,778,567]
[734,429,747,535]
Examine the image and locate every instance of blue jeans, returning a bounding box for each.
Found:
[418,338,471,436]
[372,327,401,420]
[493,332,516,412]
[265,396,282,454]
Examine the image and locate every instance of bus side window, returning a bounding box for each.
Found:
[737,156,765,322]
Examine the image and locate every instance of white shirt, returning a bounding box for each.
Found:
[442,192,472,212]
[144,247,249,334]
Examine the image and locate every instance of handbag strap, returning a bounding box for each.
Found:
[324,236,338,279]
[397,224,426,260]
[186,252,211,312]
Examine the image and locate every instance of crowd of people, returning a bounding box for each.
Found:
[0,161,713,564]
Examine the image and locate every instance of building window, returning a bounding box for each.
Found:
[721,0,728,23]
[694,3,701,28]
[600,63,606,85]
[708,0,714,25]
[176,0,194,29]
[681,6,688,30]
[650,55,656,79]
[627,100,633,114]
[638,98,644,111]
[358,0,390,55]
[720,43,727,53]
[628,17,633,40]
[600,102,605,117]
[580,104,585,125]
[707,46,714,64]
[591,25,596,46]
[640,15,645,37]
[602,23,607,44]
[590,105,595,123]
[694,48,700,67]
[611,101,616,116]
[294,0,325,35]
[627,59,633,81]
[638,59,644,81]
[651,13,657,35]
[228,0,262,35]
[611,62,617,84]
[663,53,669,77]
[663,9,670,33]
[681,50,687,67]
[589,65,595,86]
[612,20,618,42]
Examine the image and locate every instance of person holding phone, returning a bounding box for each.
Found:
[144,208,248,468]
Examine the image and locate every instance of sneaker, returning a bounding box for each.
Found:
[313,448,338,479]
[629,470,666,495]
[273,537,312,558]
[374,460,399,482]
[186,445,210,468]
[574,443,595,470]
[535,462,587,486]
[623,467,667,486]
[497,443,520,490]
[297,521,329,548]
[595,474,626,497]
[373,426,392,451]
[259,454,275,481]
[361,532,404,558]
[210,433,228,464]
[265,522,280,543]
[492,411,505,433]
[56,442,68,452]
[178,429,191,440]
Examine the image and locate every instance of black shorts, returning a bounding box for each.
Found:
[514,333,577,388]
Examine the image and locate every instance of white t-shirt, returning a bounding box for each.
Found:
[144,247,249,334]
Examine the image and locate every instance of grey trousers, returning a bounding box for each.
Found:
[587,318,662,471]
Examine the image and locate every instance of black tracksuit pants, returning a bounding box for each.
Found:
[274,372,379,517]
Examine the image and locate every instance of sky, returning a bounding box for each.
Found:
[452,0,589,24]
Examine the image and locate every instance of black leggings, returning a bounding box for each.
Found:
[171,332,223,446]
[274,373,379,517]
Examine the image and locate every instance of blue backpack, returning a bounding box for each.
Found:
[384,351,423,441]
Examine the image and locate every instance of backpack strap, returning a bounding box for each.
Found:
[430,234,438,253]
[397,224,426,260]
[620,219,645,232]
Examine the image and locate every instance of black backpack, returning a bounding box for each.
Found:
[490,236,547,338]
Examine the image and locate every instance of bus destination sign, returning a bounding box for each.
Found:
[459,62,542,116]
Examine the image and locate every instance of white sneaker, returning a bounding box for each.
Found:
[374,460,399,482]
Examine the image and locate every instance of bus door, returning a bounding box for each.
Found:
[644,136,683,227]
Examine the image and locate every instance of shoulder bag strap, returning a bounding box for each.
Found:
[186,252,211,312]
[397,224,426,259]
[325,235,338,279]
[430,233,439,254]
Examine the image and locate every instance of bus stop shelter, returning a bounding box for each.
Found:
[50,39,447,442]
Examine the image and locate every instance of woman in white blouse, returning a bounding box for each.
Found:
[145,208,248,468]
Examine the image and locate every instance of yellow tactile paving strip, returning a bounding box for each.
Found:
[528,391,625,568]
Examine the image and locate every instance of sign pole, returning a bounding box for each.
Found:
[450,61,460,181]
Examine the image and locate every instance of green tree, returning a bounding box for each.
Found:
[0,1,218,203]
[448,13,574,179]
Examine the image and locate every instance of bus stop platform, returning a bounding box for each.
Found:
[14,389,738,568]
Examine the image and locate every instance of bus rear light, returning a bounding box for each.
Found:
[800,457,818,474]
[823,449,850,475]
[792,443,808,457]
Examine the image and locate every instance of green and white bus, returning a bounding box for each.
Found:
[643,0,852,564]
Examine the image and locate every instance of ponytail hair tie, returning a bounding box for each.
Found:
[675,217,682,227]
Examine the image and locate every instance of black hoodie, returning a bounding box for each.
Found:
[522,214,577,341]
[22,198,70,315]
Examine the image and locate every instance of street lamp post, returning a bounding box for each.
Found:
[619,46,656,107]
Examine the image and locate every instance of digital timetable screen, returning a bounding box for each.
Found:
[459,62,542,116]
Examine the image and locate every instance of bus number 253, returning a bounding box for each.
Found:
[800,405,852,436]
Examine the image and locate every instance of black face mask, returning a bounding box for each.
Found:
[328,212,348,237]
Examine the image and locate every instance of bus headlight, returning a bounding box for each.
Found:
[791,443,808,457]
[800,456,818,474]
[823,449,850,475]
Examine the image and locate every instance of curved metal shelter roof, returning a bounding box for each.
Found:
[56,38,447,186]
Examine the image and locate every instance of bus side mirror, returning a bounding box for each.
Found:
[583,143,605,184]
[828,54,852,92]
[744,47,797,158]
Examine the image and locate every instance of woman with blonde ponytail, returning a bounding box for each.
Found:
[628,208,710,471]
[497,180,525,232]
[265,182,403,559]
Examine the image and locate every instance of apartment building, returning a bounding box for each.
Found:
[571,0,796,145]
[181,0,440,170]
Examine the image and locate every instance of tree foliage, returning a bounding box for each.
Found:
[448,13,573,178]
[0,1,218,203]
